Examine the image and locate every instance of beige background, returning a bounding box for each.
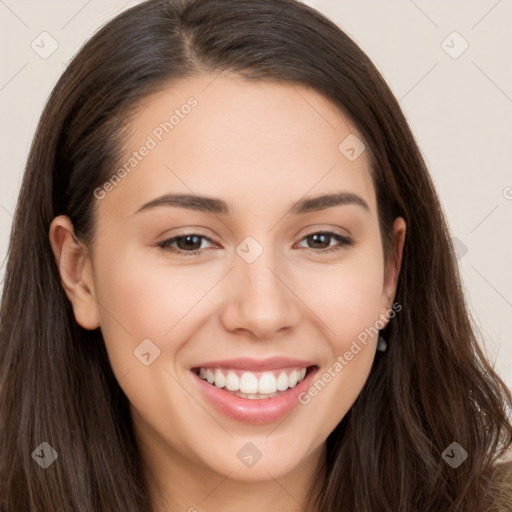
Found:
[0,0,511,389]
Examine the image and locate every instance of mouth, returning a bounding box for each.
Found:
[191,365,313,399]
[190,357,319,424]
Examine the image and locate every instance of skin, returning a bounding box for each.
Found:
[49,73,406,512]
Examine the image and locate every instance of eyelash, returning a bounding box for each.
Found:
[157,231,353,257]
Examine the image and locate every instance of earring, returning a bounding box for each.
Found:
[377,333,388,352]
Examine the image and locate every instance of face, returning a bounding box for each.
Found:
[50,74,405,490]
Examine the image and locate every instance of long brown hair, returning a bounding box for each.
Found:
[1,0,511,510]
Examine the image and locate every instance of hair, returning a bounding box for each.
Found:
[1,0,511,510]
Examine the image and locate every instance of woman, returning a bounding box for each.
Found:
[0,0,510,510]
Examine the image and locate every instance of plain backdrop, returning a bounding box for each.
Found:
[0,0,511,389]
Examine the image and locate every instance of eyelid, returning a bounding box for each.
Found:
[295,231,353,253]
[157,229,353,256]
[156,233,217,253]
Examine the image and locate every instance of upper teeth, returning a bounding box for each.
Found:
[198,367,307,395]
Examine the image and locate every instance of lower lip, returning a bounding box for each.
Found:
[191,367,318,424]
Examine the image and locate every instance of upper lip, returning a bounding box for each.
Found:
[191,357,317,372]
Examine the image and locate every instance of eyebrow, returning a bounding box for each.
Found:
[133,191,370,216]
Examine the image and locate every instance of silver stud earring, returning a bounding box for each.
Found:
[377,333,388,352]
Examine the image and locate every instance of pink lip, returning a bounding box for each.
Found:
[191,356,316,372]
[191,364,319,424]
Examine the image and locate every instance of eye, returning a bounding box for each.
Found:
[157,234,216,256]
[296,231,353,253]
[157,230,353,257]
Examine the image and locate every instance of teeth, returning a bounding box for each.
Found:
[196,366,309,396]
[225,372,239,391]
[276,372,289,391]
[258,373,277,394]
[214,369,226,388]
[288,370,298,388]
[239,372,259,394]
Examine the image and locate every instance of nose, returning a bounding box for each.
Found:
[219,245,302,340]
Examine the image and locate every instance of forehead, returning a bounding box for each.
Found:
[96,73,376,219]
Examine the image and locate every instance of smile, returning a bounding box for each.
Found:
[194,367,308,398]
[190,357,319,424]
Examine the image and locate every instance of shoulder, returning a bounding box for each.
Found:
[485,448,512,512]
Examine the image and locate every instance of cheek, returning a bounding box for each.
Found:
[94,235,385,342]
[297,249,384,420]
[94,243,203,329]
[91,243,220,371]
[304,254,385,348]
[300,270,382,435]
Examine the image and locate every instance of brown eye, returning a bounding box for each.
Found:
[297,232,353,253]
[157,234,214,256]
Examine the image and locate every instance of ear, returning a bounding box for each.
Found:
[379,217,406,322]
[48,215,100,330]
